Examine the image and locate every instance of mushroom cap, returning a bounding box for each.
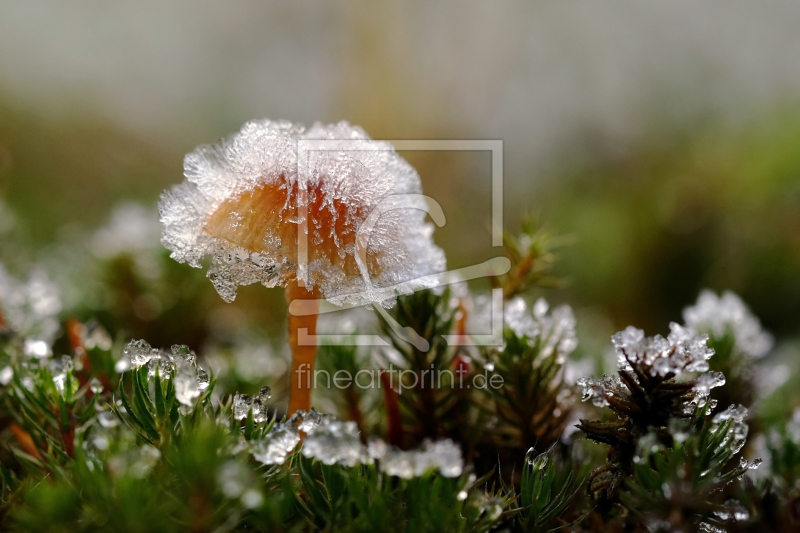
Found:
[159,119,445,307]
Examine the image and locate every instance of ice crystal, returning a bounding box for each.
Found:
[711,405,749,455]
[23,338,51,359]
[97,409,118,428]
[577,374,623,408]
[89,377,104,394]
[714,499,750,522]
[53,372,78,396]
[249,410,463,477]
[692,371,726,406]
[159,119,446,307]
[612,323,714,377]
[288,408,331,432]
[171,344,196,366]
[147,356,175,379]
[0,265,61,343]
[233,393,253,420]
[125,339,208,405]
[83,323,113,351]
[197,368,210,390]
[124,339,160,368]
[683,290,773,359]
[250,424,302,465]
[174,358,201,407]
[501,297,578,360]
[370,438,464,478]
[233,387,272,423]
[302,419,365,467]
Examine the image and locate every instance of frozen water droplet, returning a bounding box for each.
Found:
[98,410,118,428]
[694,371,726,395]
[89,377,103,394]
[147,356,174,379]
[124,339,159,368]
[233,393,253,420]
[23,339,51,359]
[250,423,301,465]
[171,344,196,366]
[197,368,210,390]
[175,359,201,407]
[378,439,463,478]
[257,385,271,403]
[0,366,12,386]
[84,324,113,351]
[302,419,365,467]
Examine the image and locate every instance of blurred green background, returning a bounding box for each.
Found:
[1,1,799,368]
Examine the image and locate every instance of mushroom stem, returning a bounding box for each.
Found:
[286,280,319,414]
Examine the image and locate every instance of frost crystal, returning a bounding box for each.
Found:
[502,297,578,360]
[0,265,62,343]
[370,438,464,478]
[233,387,273,423]
[714,499,750,522]
[612,323,714,377]
[23,339,51,359]
[159,119,446,307]
[97,409,118,428]
[288,408,331,432]
[302,419,365,467]
[693,371,726,395]
[233,393,253,420]
[249,410,463,477]
[250,424,302,465]
[124,339,160,368]
[125,339,208,407]
[89,377,104,394]
[711,405,749,455]
[683,290,773,359]
[174,359,201,407]
[197,368,210,390]
[579,324,718,412]
[577,374,622,408]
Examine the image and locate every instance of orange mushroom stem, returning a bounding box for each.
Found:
[286,280,319,413]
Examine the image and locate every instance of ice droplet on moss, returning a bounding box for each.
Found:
[250,424,302,465]
[373,439,463,479]
[89,377,104,394]
[124,339,159,368]
[174,359,201,407]
[302,419,365,467]
[0,366,12,386]
[233,393,253,420]
[158,119,446,308]
[501,296,578,360]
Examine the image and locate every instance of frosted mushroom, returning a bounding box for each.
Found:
[159,119,445,413]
